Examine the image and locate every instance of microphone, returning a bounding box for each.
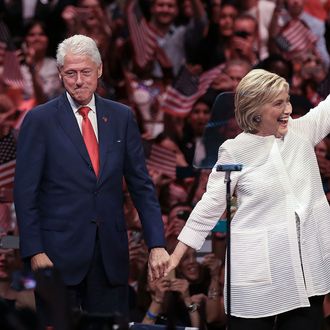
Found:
[216,164,243,172]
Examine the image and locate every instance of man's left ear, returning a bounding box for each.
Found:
[97,65,102,79]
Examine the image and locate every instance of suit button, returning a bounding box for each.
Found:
[94,190,98,196]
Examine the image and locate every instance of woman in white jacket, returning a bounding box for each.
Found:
[166,68,330,329]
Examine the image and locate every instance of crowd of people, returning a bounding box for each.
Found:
[0,0,330,329]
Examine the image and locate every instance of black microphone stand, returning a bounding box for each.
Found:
[216,164,242,330]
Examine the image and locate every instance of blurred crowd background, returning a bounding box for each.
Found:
[0,0,330,329]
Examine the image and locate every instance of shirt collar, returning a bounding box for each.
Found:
[66,92,96,114]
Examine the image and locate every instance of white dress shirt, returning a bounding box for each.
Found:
[178,94,330,318]
[66,92,99,141]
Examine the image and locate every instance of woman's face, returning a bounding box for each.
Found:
[256,89,292,138]
[188,101,211,136]
[178,248,200,282]
[25,23,48,53]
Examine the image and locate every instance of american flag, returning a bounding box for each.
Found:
[127,0,158,69]
[146,144,176,179]
[275,19,318,60]
[0,20,24,89]
[0,133,16,190]
[160,65,223,117]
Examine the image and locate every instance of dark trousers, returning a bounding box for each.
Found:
[231,295,325,330]
[35,234,128,329]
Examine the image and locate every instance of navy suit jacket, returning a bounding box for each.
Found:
[14,93,165,286]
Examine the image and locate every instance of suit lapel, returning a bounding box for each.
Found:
[56,94,91,167]
[96,96,113,179]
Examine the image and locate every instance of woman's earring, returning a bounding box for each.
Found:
[253,115,261,123]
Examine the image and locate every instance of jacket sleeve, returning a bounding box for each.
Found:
[178,146,239,250]
[14,110,46,259]
[123,109,166,249]
[292,94,330,145]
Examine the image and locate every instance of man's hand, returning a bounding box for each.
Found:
[31,252,54,271]
[148,247,170,281]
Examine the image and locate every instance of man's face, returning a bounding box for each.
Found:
[231,18,256,57]
[233,18,256,44]
[78,0,103,29]
[225,63,249,90]
[151,0,178,27]
[286,0,305,18]
[219,4,238,37]
[59,53,102,105]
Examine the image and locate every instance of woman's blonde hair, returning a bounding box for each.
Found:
[234,69,289,133]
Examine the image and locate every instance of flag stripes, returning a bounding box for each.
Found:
[127,0,158,68]
[146,144,177,178]
[0,160,16,188]
[0,20,24,89]
[160,65,223,117]
[276,19,318,59]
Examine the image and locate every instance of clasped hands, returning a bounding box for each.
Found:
[148,248,180,281]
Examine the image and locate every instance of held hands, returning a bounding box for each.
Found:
[31,253,54,271]
[148,248,170,281]
[149,242,189,280]
[164,253,181,279]
[164,242,189,278]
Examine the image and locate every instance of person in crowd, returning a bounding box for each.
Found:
[165,203,192,250]
[127,228,149,315]
[257,54,293,84]
[201,59,250,166]
[61,0,117,98]
[148,0,208,78]
[0,0,72,57]
[257,54,317,118]
[167,68,330,329]
[269,0,330,68]
[61,0,112,50]
[209,59,252,95]
[0,94,20,214]
[133,263,201,327]
[237,0,275,60]
[315,138,330,203]
[14,34,169,328]
[189,0,239,70]
[207,0,223,24]
[227,14,259,66]
[179,95,212,167]
[135,247,224,328]
[0,246,35,311]
[176,248,225,326]
[20,20,63,105]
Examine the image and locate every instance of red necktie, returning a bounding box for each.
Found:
[78,106,100,177]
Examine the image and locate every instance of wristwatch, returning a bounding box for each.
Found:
[186,303,199,313]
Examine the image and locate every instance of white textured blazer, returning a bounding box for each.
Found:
[178,94,330,318]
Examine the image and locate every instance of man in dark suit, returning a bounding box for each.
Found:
[14,34,169,325]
